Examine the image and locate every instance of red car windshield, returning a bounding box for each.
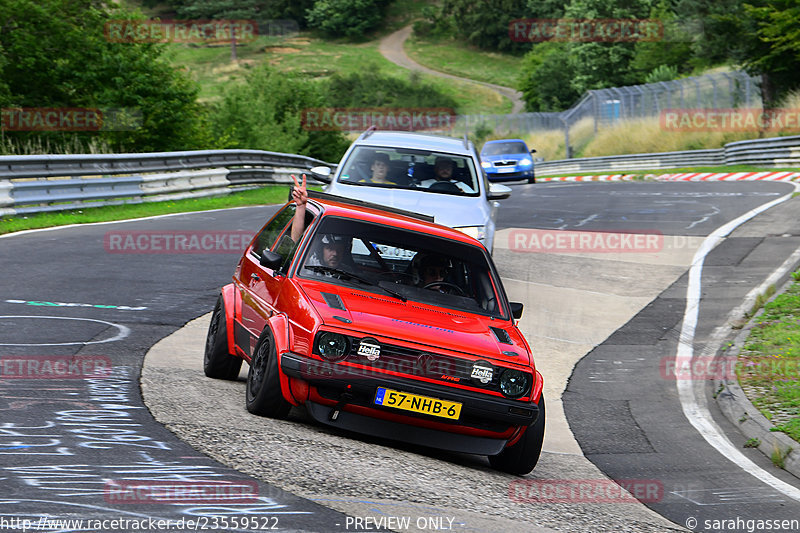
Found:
[298,216,507,319]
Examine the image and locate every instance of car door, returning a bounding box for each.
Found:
[235,204,304,357]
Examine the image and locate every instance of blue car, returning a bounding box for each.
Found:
[480,139,536,183]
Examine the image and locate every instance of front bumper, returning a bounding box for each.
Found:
[486,168,534,181]
[281,353,540,453]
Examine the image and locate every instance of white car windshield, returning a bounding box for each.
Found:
[337,145,480,196]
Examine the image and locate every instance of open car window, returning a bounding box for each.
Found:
[298,216,507,319]
[337,145,480,196]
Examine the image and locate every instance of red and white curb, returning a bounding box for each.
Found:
[538,174,636,182]
[538,171,800,182]
[655,171,800,181]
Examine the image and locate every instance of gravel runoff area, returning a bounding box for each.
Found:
[141,320,684,533]
[141,223,703,533]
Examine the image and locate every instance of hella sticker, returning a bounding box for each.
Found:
[357,338,381,361]
[471,361,494,384]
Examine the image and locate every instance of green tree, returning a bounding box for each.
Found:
[306,0,391,40]
[211,66,349,161]
[436,0,531,53]
[673,0,745,68]
[630,0,694,79]
[741,0,800,105]
[0,0,203,153]
[563,0,653,92]
[517,0,656,110]
[517,42,580,111]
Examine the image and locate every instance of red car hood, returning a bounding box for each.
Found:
[299,280,530,366]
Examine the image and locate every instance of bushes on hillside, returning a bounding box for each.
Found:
[209,66,350,162]
[325,70,458,109]
[306,0,391,39]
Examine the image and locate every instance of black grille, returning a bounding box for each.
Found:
[343,335,501,390]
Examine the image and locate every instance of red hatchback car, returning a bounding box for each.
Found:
[204,192,545,474]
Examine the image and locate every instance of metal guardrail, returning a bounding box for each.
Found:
[537,134,800,176]
[0,149,334,216]
[1,134,798,216]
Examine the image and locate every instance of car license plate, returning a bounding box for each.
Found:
[497,166,515,173]
[374,387,462,420]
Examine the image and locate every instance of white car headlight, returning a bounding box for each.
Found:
[520,158,532,166]
[481,161,491,168]
[455,226,486,242]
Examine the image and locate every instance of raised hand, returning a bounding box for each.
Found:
[291,174,308,206]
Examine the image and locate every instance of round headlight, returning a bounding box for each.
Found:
[317,332,349,361]
[499,369,531,399]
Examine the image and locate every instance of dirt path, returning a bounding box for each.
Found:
[379,25,525,114]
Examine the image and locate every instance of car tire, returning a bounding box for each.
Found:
[527,176,536,184]
[204,296,243,380]
[489,393,545,475]
[245,329,291,418]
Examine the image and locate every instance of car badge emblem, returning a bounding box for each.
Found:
[471,361,493,384]
[357,338,381,361]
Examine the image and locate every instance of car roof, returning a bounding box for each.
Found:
[306,192,480,247]
[353,130,475,155]
[483,138,527,145]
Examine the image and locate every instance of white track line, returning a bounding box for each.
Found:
[675,180,800,500]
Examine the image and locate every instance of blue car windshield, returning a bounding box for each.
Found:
[482,142,528,156]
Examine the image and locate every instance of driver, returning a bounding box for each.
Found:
[418,157,473,193]
[414,253,452,290]
[307,233,350,269]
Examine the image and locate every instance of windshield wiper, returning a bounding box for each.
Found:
[304,265,407,302]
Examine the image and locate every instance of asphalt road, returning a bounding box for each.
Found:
[1,180,799,532]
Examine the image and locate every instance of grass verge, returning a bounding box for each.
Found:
[737,279,800,442]
[0,186,295,236]
[404,35,524,89]
[165,33,509,114]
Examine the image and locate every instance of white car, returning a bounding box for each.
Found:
[311,130,512,253]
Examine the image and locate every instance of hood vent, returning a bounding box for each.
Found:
[321,292,346,311]
[490,326,513,345]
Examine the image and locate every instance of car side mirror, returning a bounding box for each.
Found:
[310,166,332,183]
[509,302,523,320]
[530,149,537,154]
[488,183,512,200]
[260,250,284,270]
